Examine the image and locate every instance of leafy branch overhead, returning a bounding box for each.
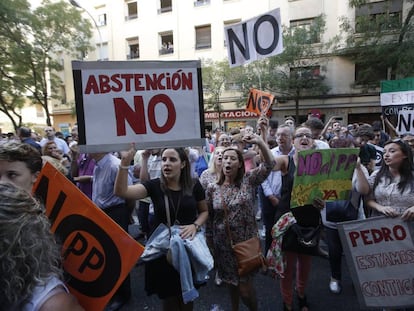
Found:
[337,0,414,90]
[0,0,93,129]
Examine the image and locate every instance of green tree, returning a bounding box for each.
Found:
[201,59,242,129]
[338,0,414,90]
[0,0,92,129]
[234,15,331,124]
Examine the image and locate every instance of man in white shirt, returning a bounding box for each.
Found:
[40,126,70,155]
[260,125,295,253]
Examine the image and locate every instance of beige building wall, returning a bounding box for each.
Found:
[47,0,411,131]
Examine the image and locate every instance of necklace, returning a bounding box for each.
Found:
[167,189,182,225]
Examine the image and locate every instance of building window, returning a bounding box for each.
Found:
[98,42,109,60]
[36,105,45,118]
[127,37,139,59]
[158,0,172,14]
[159,32,174,55]
[355,63,387,84]
[195,25,211,50]
[97,13,107,26]
[58,85,67,105]
[125,1,138,21]
[355,0,402,33]
[194,0,210,6]
[290,18,320,44]
[290,66,321,79]
[224,19,241,46]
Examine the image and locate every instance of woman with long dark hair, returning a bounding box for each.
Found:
[115,147,208,311]
[366,139,414,220]
[205,116,274,311]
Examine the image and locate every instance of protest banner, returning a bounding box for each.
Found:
[224,8,283,67]
[338,216,414,309]
[33,163,144,311]
[72,60,205,153]
[380,77,414,135]
[291,148,359,208]
[246,88,274,116]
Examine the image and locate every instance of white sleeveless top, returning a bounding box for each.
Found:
[21,276,68,311]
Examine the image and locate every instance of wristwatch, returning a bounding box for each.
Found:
[193,222,201,232]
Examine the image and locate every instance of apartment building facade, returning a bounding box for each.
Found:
[51,0,409,132]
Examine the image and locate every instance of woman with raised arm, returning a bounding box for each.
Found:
[115,146,208,311]
[266,126,369,311]
[205,116,274,311]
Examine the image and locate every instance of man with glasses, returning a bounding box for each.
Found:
[260,124,296,253]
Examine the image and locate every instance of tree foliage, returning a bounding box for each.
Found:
[233,15,331,123]
[0,0,92,129]
[201,59,242,128]
[338,0,414,90]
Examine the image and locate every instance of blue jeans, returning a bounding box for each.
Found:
[169,226,213,304]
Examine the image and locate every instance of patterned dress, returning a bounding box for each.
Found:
[199,169,217,190]
[205,162,273,285]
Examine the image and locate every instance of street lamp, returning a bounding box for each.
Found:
[70,0,104,61]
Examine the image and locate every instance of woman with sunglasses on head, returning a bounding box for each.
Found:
[267,126,322,311]
[366,139,414,220]
[205,116,274,311]
[267,126,369,311]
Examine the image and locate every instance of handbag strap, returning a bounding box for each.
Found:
[221,190,260,246]
[164,194,172,237]
[221,191,235,247]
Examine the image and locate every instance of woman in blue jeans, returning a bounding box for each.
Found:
[115,146,208,311]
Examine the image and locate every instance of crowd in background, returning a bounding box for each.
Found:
[1,112,414,311]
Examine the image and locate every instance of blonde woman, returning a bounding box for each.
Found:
[0,182,84,310]
[199,146,225,190]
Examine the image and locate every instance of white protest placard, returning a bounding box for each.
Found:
[72,60,205,153]
[224,8,283,68]
[397,110,414,135]
[338,216,414,309]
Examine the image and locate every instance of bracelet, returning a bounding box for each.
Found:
[119,165,129,170]
[193,223,201,232]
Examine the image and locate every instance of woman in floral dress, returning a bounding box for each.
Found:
[205,117,274,311]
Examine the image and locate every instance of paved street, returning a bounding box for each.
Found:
[121,247,365,311]
[117,214,414,311]
[120,220,414,311]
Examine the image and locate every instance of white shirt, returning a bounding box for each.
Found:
[21,276,68,311]
[262,145,295,198]
[40,137,70,155]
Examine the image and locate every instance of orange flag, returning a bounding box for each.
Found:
[33,163,144,311]
[246,88,274,117]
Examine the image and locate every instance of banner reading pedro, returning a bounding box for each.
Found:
[33,163,144,311]
[338,216,414,309]
[291,148,359,208]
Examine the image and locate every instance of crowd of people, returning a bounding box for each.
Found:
[1,112,414,311]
